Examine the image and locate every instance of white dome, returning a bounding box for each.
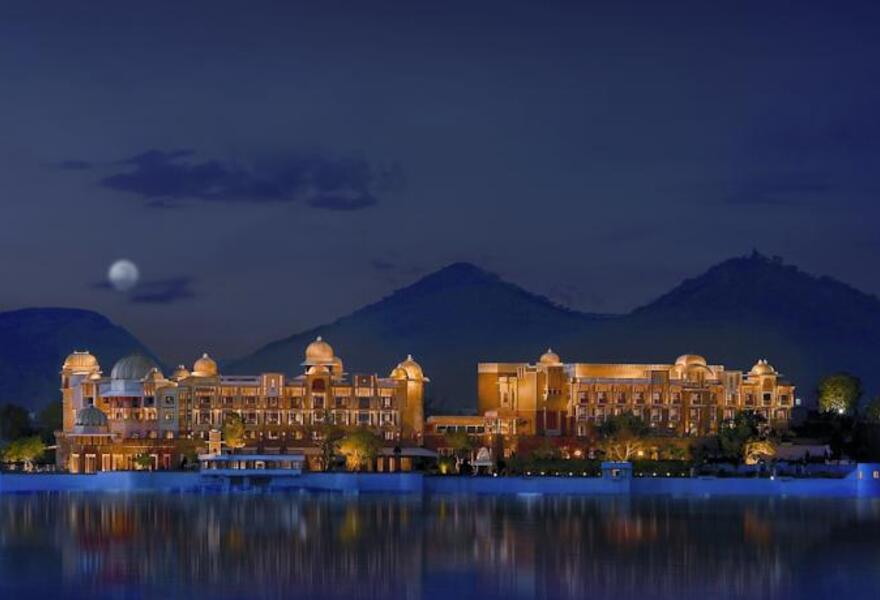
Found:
[111,354,159,380]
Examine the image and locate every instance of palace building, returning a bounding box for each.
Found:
[55,338,428,473]
[475,350,796,438]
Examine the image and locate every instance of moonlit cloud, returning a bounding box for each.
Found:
[96,149,399,211]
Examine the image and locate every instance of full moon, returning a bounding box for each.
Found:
[107,259,140,292]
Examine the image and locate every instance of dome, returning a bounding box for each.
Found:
[303,336,334,365]
[63,351,99,373]
[329,356,344,377]
[539,348,561,365]
[675,354,707,368]
[307,364,330,375]
[390,366,408,380]
[192,353,218,377]
[171,364,191,380]
[111,354,159,380]
[750,359,776,376]
[75,405,108,428]
[142,367,166,383]
[398,354,426,381]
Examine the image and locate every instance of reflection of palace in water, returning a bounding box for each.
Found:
[2,494,878,600]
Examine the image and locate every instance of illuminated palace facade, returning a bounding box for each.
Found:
[465,350,796,438]
[56,337,427,473]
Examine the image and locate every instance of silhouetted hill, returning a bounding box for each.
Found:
[231,253,880,412]
[0,308,158,412]
[227,262,601,410]
[8,253,880,415]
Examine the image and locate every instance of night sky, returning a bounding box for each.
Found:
[2,1,879,364]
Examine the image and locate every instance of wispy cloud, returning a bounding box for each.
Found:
[724,173,833,206]
[95,149,400,211]
[91,276,196,304]
[130,277,196,304]
[54,159,93,170]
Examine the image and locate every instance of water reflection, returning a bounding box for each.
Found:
[1,493,879,599]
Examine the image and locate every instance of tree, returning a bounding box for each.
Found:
[444,430,474,460]
[818,373,862,415]
[598,414,649,462]
[0,404,33,442]
[719,410,766,464]
[37,402,63,442]
[2,436,46,471]
[133,453,154,471]
[223,412,247,453]
[863,397,880,424]
[312,422,345,472]
[744,440,776,465]
[339,430,381,472]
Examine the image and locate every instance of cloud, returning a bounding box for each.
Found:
[370,259,397,271]
[97,149,399,210]
[91,276,196,304]
[724,173,833,206]
[54,159,93,170]
[130,277,196,304]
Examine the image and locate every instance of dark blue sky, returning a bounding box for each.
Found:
[2,1,879,364]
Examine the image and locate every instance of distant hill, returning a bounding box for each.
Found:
[229,253,880,413]
[227,262,602,412]
[7,253,880,414]
[0,308,158,412]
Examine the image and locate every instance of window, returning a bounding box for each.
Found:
[313,396,325,409]
[335,396,347,408]
[597,392,607,405]
[358,412,370,424]
[616,392,626,405]
[671,393,681,405]
[652,392,662,405]
[359,397,371,410]
[578,393,588,405]
[634,392,645,405]
[382,397,393,408]
[763,393,773,406]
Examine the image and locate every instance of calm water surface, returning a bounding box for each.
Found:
[1,492,878,600]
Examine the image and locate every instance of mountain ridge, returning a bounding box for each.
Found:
[4,252,880,413]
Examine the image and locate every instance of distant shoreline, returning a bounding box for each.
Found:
[3,467,880,498]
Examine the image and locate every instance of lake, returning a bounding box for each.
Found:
[1,492,878,599]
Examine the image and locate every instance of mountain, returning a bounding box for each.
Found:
[0,308,158,412]
[229,253,880,413]
[227,262,602,411]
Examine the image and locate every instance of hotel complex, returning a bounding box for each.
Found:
[55,339,795,473]
[473,350,796,437]
[56,338,427,473]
